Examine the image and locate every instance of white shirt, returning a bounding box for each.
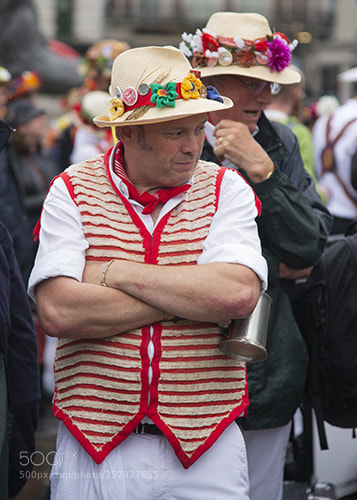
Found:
[313,98,357,219]
[28,151,267,299]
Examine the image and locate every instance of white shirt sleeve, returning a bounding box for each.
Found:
[28,176,88,301]
[28,168,267,301]
[197,169,267,290]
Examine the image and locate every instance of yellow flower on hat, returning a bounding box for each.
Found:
[181,73,202,100]
[109,97,124,120]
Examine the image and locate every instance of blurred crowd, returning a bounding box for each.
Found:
[0,39,130,400]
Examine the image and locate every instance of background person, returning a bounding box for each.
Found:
[5,98,61,237]
[313,83,357,235]
[4,98,61,402]
[0,121,41,500]
[48,38,130,171]
[180,12,332,500]
[69,89,112,164]
[264,65,319,189]
[28,45,267,500]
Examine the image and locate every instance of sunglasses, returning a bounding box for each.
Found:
[231,76,281,95]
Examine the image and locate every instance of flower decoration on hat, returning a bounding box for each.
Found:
[109,97,124,120]
[266,33,293,72]
[109,86,125,120]
[150,82,178,108]
[181,73,202,99]
[7,71,42,101]
[106,72,225,122]
[180,28,298,73]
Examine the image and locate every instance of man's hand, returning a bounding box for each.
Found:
[279,262,313,280]
[214,120,274,182]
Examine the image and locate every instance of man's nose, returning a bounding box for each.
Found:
[257,84,273,105]
[182,133,200,153]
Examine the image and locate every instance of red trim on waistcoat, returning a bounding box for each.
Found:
[60,171,77,203]
[148,390,249,469]
[228,167,262,215]
[53,400,150,464]
[215,167,226,210]
[147,323,163,413]
[33,171,77,241]
[139,325,152,412]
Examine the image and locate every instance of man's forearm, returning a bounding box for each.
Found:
[35,276,171,339]
[103,260,261,324]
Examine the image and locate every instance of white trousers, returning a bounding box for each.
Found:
[242,422,292,500]
[50,421,249,500]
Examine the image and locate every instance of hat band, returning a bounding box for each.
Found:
[180,30,298,74]
[108,72,214,121]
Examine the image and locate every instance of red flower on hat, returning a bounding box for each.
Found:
[237,50,256,67]
[274,32,290,45]
[191,51,206,68]
[254,39,268,53]
[202,33,219,53]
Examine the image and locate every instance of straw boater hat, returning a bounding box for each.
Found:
[179,12,301,85]
[93,45,233,127]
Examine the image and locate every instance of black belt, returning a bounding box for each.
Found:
[134,423,163,435]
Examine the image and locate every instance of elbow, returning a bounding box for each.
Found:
[232,295,260,320]
[35,278,80,338]
[229,283,261,319]
[37,301,72,338]
[37,307,65,338]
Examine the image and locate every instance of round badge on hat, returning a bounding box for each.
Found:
[199,84,207,98]
[123,87,138,106]
[138,83,150,96]
[115,86,123,99]
[218,51,233,66]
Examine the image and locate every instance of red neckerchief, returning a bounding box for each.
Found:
[112,142,191,215]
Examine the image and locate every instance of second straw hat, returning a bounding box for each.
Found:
[180,12,301,85]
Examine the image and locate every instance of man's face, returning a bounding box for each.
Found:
[124,113,207,190]
[11,114,47,154]
[208,75,273,134]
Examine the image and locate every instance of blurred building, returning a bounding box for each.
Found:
[33,0,357,102]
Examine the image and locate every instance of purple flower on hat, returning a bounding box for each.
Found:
[267,36,291,72]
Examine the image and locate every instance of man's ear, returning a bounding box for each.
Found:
[117,125,136,144]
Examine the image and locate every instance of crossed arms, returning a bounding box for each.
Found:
[36,260,261,339]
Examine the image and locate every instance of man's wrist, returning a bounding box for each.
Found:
[101,260,115,287]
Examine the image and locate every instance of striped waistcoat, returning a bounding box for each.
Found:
[53,152,248,468]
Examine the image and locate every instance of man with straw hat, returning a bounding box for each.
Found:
[180,12,332,500]
[28,45,267,499]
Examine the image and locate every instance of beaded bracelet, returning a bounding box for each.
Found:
[101,259,115,287]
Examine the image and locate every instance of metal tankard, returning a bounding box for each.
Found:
[219,292,272,362]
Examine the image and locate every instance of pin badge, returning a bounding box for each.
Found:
[123,87,138,106]
[138,83,150,96]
